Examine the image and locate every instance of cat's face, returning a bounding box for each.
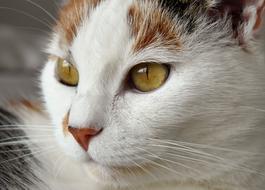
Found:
[41,0,265,188]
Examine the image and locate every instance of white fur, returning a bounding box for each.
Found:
[38,0,265,189]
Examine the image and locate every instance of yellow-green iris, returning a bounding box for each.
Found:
[130,63,169,92]
[56,58,79,86]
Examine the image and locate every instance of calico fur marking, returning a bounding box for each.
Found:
[57,0,102,44]
[9,100,42,113]
[63,112,70,135]
[128,1,181,52]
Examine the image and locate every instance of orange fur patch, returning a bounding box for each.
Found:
[9,100,42,113]
[128,2,181,52]
[57,0,102,44]
[63,112,70,135]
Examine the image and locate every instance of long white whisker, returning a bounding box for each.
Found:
[0,146,56,165]
[0,146,45,153]
[0,135,54,143]
[0,7,53,29]
[55,157,68,179]
[149,138,263,155]
[136,147,201,175]
[119,148,158,181]
[0,128,53,132]
[163,152,218,165]
[0,138,54,147]
[0,124,53,128]
[137,155,184,177]
[12,26,50,35]
[53,153,65,176]
[149,144,224,163]
[25,0,58,23]
[148,140,265,177]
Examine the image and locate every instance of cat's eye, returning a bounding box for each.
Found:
[56,58,79,86]
[130,62,169,92]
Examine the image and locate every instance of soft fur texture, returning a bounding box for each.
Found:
[1,0,265,190]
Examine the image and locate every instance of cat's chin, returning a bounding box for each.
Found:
[80,160,156,188]
[81,162,128,187]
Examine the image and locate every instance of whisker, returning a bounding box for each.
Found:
[147,138,252,165]
[0,146,56,165]
[0,7,53,30]
[55,157,68,179]
[24,0,58,23]
[148,144,223,163]
[163,152,217,165]
[0,145,51,153]
[147,140,265,177]
[0,128,53,132]
[0,138,55,147]
[165,151,265,176]
[131,156,157,180]
[137,155,184,177]
[0,135,54,143]
[0,124,54,128]
[53,153,65,175]
[118,148,158,181]
[9,26,51,35]
[1,124,53,126]
[136,147,201,175]
[148,138,263,155]
[0,126,54,130]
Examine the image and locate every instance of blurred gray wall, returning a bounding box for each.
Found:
[0,0,59,101]
[0,0,58,30]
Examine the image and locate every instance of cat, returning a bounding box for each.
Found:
[0,0,265,190]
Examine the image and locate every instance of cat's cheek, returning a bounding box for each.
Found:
[41,61,76,119]
[41,61,87,159]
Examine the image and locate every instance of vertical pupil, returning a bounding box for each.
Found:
[68,66,71,76]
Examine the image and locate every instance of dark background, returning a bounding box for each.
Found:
[0,0,59,101]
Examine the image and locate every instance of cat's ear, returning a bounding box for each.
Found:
[209,0,265,41]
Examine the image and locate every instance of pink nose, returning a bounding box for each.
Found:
[68,126,102,151]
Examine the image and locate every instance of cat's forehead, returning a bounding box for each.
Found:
[54,0,212,53]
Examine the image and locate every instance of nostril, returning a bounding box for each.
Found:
[68,126,102,151]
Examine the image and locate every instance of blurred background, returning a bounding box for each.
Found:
[0,0,59,101]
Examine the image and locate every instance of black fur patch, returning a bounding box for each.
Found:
[160,0,246,34]
[0,108,42,190]
[159,0,209,33]
[160,0,193,16]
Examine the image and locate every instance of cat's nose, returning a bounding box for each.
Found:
[68,126,102,151]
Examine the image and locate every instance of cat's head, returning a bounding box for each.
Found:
[41,0,265,188]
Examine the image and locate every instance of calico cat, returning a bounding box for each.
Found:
[0,0,265,189]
